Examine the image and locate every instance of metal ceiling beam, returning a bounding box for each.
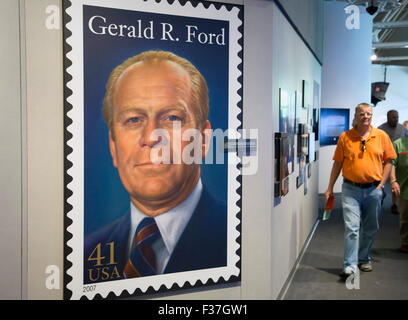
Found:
[374,20,408,28]
[374,55,408,61]
[377,0,408,43]
[372,41,408,48]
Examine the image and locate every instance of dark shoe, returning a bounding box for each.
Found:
[391,204,399,215]
[399,244,408,253]
[358,263,372,272]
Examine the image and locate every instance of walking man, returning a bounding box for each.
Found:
[389,135,408,253]
[378,110,408,214]
[325,103,397,278]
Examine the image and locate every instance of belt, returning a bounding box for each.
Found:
[344,178,380,189]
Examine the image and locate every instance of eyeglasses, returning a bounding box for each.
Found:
[358,112,372,117]
[361,140,366,152]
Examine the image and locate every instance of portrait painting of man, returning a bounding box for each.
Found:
[63,0,242,299]
[84,50,228,282]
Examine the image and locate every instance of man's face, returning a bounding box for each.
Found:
[109,60,209,215]
[387,111,399,127]
[354,106,373,127]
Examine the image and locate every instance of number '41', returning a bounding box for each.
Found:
[88,242,116,266]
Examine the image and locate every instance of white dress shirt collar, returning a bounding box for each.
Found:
[129,179,203,257]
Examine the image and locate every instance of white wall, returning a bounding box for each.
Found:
[278,0,324,62]
[24,0,64,299]
[269,2,321,298]
[319,1,373,193]
[371,64,408,127]
[0,0,23,300]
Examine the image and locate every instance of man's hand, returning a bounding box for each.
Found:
[325,161,342,202]
[391,181,401,197]
[324,189,333,202]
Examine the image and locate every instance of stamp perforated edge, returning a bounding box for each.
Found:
[63,0,243,300]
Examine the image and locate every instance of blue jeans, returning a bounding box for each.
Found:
[342,182,382,272]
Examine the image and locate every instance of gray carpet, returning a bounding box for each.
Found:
[284,184,408,300]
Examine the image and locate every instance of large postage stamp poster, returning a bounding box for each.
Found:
[63,0,243,299]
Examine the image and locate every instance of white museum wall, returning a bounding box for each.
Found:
[319,1,372,194]
[278,0,324,61]
[0,0,23,299]
[268,1,321,299]
[24,0,64,299]
[1,0,323,300]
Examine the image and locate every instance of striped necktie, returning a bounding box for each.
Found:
[123,217,160,278]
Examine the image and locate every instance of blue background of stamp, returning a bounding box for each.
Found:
[83,5,230,235]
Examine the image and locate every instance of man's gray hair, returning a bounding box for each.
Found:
[103,50,209,138]
[355,103,372,114]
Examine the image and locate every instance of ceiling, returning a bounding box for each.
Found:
[332,0,408,66]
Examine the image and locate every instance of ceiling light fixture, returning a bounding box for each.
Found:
[366,0,378,15]
[371,48,377,61]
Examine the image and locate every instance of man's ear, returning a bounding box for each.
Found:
[109,130,118,168]
[201,120,212,159]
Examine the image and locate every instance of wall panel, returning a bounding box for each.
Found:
[0,0,23,300]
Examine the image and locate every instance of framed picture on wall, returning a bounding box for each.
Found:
[62,0,243,300]
[302,80,310,109]
[279,89,295,135]
[312,80,320,141]
[296,155,306,189]
[312,108,319,141]
[274,132,290,197]
[320,108,350,146]
[279,89,295,174]
[295,90,305,135]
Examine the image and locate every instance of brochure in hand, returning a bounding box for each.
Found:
[322,195,334,221]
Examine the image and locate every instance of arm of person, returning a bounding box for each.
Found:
[389,165,400,196]
[377,160,393,190]
[378,132,398,191]
[324,161,343,201]
[403,126,408,138]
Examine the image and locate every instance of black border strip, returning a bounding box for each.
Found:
[62,0,74,301]
[62,0,243,300]
[273,0,323,66]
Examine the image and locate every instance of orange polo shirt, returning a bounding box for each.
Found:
[333,125,397,183]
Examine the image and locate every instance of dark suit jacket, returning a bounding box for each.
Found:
[84,187,227,284]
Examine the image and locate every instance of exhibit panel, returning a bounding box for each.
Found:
[0,0,23,300]
[268,1,322,298]
[63,0,243,299]
[25,0,64,299]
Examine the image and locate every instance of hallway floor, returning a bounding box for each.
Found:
[284,185,408,300]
